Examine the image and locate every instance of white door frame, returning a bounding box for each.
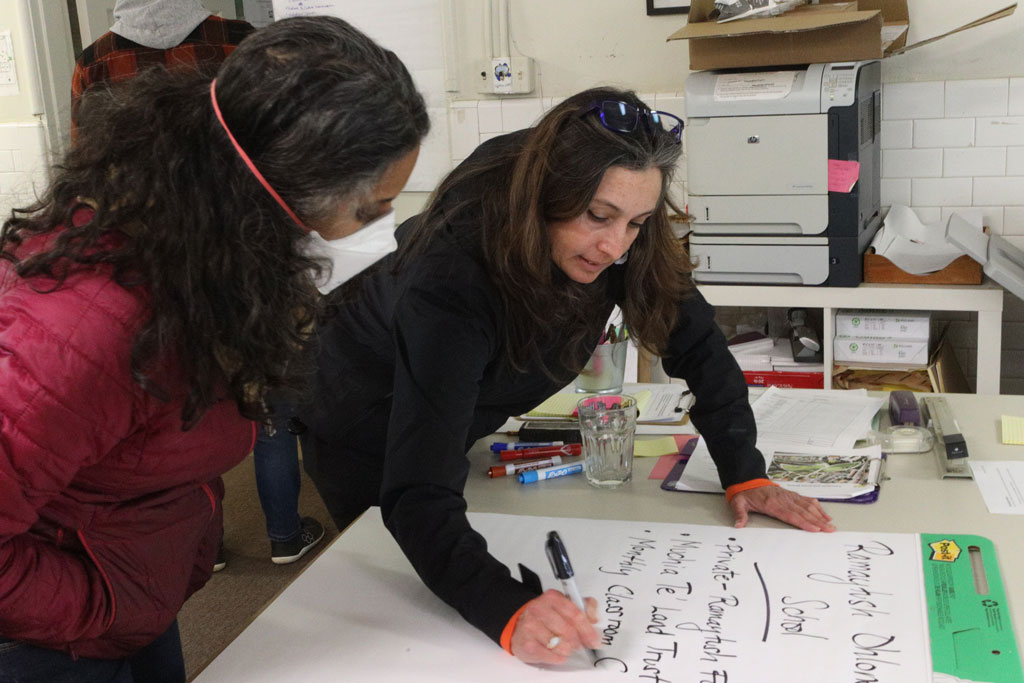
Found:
[19,0,74,162]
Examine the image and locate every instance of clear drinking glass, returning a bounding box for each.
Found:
[574,341,628,394]
[577,395,637,488]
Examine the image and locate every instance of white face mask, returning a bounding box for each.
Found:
[303,211,398,294]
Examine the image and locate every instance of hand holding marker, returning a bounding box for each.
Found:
[544,531,599,663]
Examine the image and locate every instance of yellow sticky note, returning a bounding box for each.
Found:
[1001,415,1024,445]
[634,436,679,458]
[525,393,582,418]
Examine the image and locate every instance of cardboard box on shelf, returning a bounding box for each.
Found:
[834,309,930,340]
[833,337,929,366]
[832,334,969,392]
[668,0,1017,71]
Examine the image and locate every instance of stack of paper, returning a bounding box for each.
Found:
[671,387,886,501]
[729,335,826,372]
[728,333,774,372]
[769,338,825,372]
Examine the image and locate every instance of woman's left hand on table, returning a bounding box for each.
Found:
[729,486,836,532]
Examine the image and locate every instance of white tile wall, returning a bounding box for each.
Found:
[477,100,503,133]
[1008,147,1024,176]
[976,117,1024,147]
[1006,207,1024,235]
[880,77,1024,393]
[944,148,1005,177]
[882,148,941,178]
[974,177,1024,206]
[911,178,972,206]
[880,120,912,149]
[882,82,944,120]
[881,178,911,207]
[944,79,1008,118]
[1010,78,1024,116]
[0,122,49,222]
[500,98,544,131]
[913,119,974,148]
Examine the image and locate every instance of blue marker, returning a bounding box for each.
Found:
[518,462,583,484]
[490,441,564,453]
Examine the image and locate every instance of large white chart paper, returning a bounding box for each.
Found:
[196,512,932,682]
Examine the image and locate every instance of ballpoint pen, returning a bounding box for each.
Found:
[544,531,599,663]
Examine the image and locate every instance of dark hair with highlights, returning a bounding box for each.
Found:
[407,87,689,377]
[0,16,429,427]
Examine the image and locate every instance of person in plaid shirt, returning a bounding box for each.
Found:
[71,0,254,129]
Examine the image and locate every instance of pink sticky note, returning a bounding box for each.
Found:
[647,435,699,480]
[828,159,860,193]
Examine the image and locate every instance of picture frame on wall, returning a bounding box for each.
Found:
[646,0,690,15]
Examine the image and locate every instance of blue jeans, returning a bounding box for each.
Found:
[0,620,184,683]
[254,406,303,542]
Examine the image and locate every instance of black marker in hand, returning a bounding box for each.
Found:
[544,531,599,664]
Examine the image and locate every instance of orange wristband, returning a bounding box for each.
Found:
[500,603,530,655]
[725,478,778,503]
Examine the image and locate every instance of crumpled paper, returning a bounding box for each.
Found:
[870,205,982,275]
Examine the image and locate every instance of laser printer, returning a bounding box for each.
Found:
[684,61,881,286]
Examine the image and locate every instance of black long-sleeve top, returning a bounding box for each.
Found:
[303,132,766,646]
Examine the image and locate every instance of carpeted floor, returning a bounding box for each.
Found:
[178,453,339,681]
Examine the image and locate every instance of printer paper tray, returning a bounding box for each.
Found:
[689,194,829,236]
[689,236,830,285]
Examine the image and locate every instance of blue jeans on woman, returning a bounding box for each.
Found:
[253,406,303,542]
[0,620,184,683]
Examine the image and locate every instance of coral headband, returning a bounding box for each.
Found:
[209,79,310,232]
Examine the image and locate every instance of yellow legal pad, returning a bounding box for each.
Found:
[1001,414,1024,445]
[633,436,679,458]
[525,390,652,419]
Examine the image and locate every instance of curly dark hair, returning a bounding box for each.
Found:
[0,16,429,428]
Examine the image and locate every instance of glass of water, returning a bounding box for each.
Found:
[576,395,637,488]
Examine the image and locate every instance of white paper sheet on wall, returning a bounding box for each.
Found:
[0,31,21,96]
[271,0,451,191]
[195,512,933,682]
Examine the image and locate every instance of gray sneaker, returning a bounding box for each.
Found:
[270,517,325,565]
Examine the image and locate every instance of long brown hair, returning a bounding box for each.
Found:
[405,87,690,377]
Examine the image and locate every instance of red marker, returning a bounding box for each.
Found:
[488,455,564,478]
[498,443,582,461]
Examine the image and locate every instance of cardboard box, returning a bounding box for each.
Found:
[835,309,930,340]
[669,0,1016,71]
[833,337,928,366]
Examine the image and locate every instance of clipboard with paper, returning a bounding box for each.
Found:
[522,382,691,425]
[665,387,887,502]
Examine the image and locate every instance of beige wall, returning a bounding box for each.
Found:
[446,0,1022,103]
[0,2,40,123]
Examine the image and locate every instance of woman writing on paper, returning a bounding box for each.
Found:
[0,17,427,681]
[299,88,834,666]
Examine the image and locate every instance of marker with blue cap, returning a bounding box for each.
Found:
[517,462,582,484]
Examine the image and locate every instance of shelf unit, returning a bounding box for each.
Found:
[697,280,1005,394]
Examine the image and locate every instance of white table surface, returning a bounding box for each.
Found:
[195,391,1024,680]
